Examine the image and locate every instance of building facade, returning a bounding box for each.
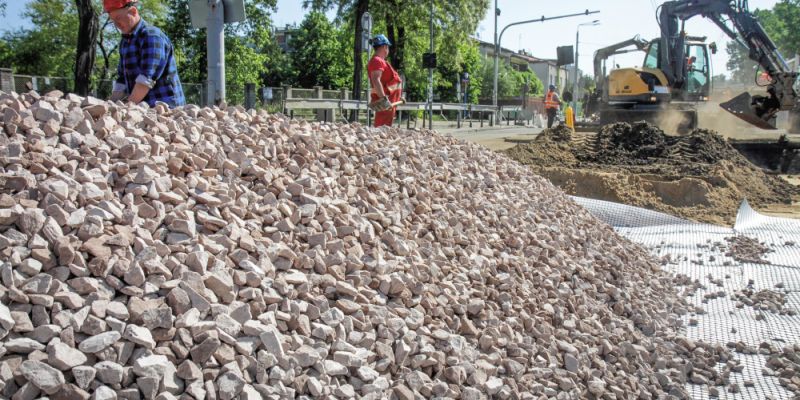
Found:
[475,39,569,92]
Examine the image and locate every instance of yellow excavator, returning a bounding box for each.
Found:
[585,0,800,139]
[583,34,714,131]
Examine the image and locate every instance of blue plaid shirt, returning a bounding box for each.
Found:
[115,19,185,107]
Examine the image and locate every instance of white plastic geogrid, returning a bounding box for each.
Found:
[573,197,800,400]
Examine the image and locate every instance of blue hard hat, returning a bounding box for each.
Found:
[371,34,391,48]
[549,84,556,91]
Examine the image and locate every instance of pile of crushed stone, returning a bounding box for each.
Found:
[0,90,741,399]
[725,235,772,264]
[505,122,799,225]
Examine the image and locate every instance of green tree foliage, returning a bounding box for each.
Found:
[477,56,542,100]
[310,0,490,103]
[754,1,800,58]
[291,11,350,89]
[3,0,500,106]
[725,1,799,83]
[0,1,6,17]
[0,0,79,77]
[161,0,288,102]
[0,0,164,88]
[726,41,759,84]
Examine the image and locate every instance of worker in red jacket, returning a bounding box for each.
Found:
[367,34,403,127]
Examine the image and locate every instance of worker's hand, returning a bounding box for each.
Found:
[127,83,151,105]
[369,96,392,112]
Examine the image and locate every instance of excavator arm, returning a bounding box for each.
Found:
[592,35,650,90]
[658,0,799,130]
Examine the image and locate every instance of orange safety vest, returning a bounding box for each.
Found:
[545,91,559,109]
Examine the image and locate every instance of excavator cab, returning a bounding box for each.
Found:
[641,38,711,101]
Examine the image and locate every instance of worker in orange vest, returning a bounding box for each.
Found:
[545,84,561,129]
[367,34,403,127]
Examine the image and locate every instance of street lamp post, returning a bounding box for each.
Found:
[492,9,600,121]
[428,0,434,129]
[574,20,600,115]
[492,0,499,112]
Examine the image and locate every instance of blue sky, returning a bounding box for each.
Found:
[1,0,783,76]
[477,0,781,77]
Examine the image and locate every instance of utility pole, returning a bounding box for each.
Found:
[428,0,434,129]
[206,0,225,105]
[188,0,245,106]
[492,9,599,121]
[574,20,599,113]
[492,0,499,112]
[360,12,372,125]
[574,29,579,110]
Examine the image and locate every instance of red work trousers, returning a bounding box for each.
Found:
[374,108,396,127]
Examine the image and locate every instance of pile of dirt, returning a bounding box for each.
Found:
[591,122,668,164]
[505,122,800,225]
[537,124,573,142]
[505,134,577,168]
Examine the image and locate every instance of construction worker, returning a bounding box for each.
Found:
[545,84,561,129]
[106,0,185,108]
[367,34,403,127]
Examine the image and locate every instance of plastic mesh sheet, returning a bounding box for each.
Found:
[574,197,800,400]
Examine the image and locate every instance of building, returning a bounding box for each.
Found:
[531,60,568,92]
[475,39,569,92]
[274,24,299,52]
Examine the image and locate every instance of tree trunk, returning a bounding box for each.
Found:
[351,0,369,121]
[74,0,99,96]
[395,26,405,74]
[386,1,403,73]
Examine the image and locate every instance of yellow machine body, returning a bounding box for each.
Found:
[606,67,670,102]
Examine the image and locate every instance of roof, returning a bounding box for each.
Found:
[473,37,544,63]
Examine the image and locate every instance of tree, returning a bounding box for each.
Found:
[0,0,165,95]
[307,0,490,103]
[291,11,350,89]
[724,1,800,82]
[75,0,99,96]
[754,2,800,58]
[0,0,79,78]
[0,1,6,17]
[726,41,758,84]
[304,0,369,106]
[161,0,285,103]
[477,56,541,100]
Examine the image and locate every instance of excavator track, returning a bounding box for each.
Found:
[599,107,698,134]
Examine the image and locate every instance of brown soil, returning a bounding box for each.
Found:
[505,122,800,225]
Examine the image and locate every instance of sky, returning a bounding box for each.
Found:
[477,0,780,77]
[0,0,782,77]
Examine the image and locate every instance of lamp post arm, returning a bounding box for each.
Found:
[498,10,600,46]
[491,9,599,121]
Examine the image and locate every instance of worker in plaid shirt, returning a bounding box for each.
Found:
[105,0,185,108]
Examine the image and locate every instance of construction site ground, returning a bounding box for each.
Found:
[442,110,800,226]
[443,110,800,398]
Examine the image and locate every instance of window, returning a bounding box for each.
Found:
[686,44,708,94]
[643,41,659,69]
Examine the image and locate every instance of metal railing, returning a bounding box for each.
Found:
[283,89,501,129]
[0,70,529,130]
[0,71,209,105]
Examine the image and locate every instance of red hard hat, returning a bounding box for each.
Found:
[103,0,134,12]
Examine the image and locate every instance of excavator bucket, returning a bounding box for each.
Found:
[719,92,777,130]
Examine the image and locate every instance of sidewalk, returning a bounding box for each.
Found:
[432,122,543,151]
